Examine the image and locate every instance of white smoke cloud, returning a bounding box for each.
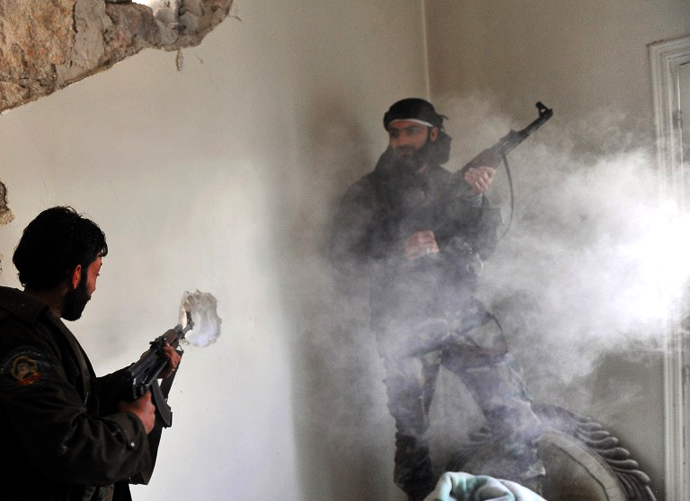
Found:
[436,96,690,391]
[180,290,222,347]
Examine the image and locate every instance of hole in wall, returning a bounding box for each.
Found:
[130,0,181,29]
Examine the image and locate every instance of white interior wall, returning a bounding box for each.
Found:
[426,0,690,141]
[424,2,690,499]
[0,1,428,500]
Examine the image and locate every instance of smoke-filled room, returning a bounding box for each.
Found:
[0,1,689,500]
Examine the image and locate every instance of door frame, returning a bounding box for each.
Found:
[650,34,690,501]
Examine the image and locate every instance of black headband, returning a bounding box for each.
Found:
[383,98,446,130]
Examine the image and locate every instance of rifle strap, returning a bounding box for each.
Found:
[498,152,515,241]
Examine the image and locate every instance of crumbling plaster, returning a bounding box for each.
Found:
[0,0,235,113]
[0,181,12,226]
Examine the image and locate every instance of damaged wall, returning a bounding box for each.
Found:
[0,181,13,225]
[0,0,234,113]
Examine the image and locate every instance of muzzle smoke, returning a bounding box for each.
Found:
[179,290,222,347]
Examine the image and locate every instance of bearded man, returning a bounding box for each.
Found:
[331,98,544,501]
[0,206,180,500]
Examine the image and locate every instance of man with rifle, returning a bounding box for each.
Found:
[0,206,180,500]
[331,98,546,501]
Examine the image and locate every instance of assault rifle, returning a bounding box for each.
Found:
[412,102,554,255]
[119,311,193,428]
[459,101,553,175]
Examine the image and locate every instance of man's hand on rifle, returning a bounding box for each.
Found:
[138,341,182,379]
[464,166,496,196]
[158,342,181,379]
[404,230,440,260]
[119,391,156,434]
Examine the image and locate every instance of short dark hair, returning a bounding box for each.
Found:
[13,206,108,290]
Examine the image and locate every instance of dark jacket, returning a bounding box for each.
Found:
[0,286,152,501]
[330,150,502,326]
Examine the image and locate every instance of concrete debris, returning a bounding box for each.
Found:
[0,182,13,226]
[0,0,235,113]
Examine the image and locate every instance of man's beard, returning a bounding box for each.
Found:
[392,139,434,175]
[62,274,91,321]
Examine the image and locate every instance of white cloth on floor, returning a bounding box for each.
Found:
[423,471,546,501]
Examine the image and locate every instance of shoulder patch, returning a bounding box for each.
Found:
[0,347,53,393]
